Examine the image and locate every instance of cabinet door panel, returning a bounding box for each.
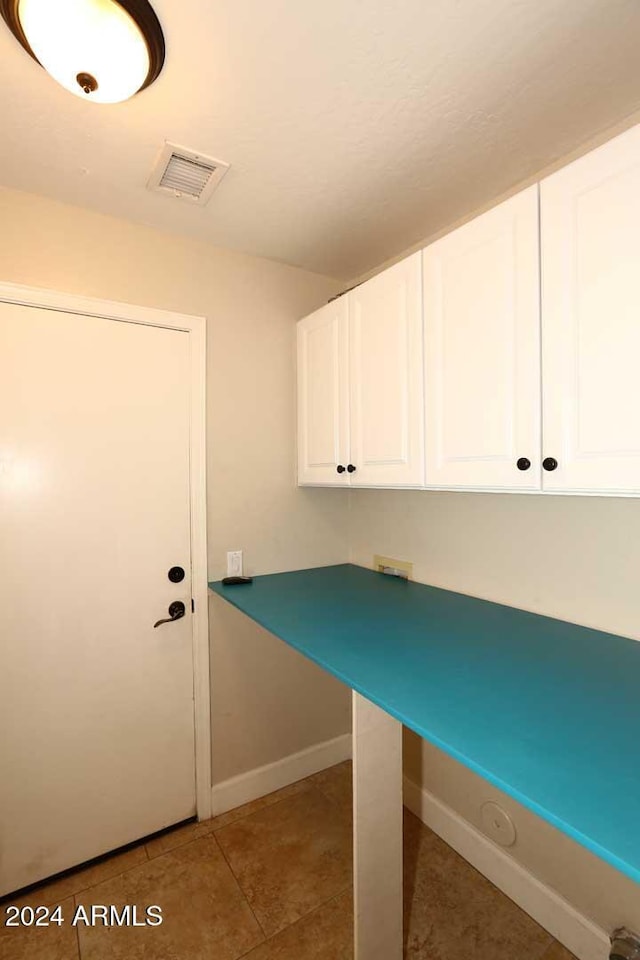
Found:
[423,186,541,489]
[542,124,640,493]
[349,253,424,487]
[297,298,349,485]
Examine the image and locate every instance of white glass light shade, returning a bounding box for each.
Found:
[18,0,151,103]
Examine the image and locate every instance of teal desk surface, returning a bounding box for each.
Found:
[210,564,640,885]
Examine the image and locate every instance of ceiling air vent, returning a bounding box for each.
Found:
[147,142,230,205]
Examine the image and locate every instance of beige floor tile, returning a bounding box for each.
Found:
[210,779,313,833]
[145,818,216,858]
[5,845,148,910]
[241,891,354,960]
[0,898,79,960]
[215,787,352,938]
[403,810,552,960]
[541,942,579,960]
[308,761,352,823]
[145,781,314,859]
[75,835,264,960]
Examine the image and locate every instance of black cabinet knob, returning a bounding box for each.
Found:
[347,464,356,473]
[542,457,558,472]
[336,465,346,474]
[168,566,185,583]
[516,458,531,471]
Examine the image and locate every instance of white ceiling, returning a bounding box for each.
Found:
[1,0,640,280]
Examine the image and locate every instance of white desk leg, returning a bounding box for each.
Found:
[352,691,403,960]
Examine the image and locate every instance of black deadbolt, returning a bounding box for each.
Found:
[542,457,558,472]
[516,458,531,471]
[168,566,185,583]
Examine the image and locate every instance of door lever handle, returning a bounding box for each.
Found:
[154,600,186,628]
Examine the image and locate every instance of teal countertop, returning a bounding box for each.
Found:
[209,563,640,884]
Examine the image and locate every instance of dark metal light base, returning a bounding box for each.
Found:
[611,929,640,960]
[0,0,165,95]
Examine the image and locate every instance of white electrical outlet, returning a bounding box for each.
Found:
[226,550,243,577]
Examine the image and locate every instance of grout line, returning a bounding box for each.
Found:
[142,774,323,861]
[144,825,217,862]
[3,841,152,909]
[74,906,82,960]
[210,780,315,835]
[73,891,82,960]
[211,832,268,942]
[213,775,353,954]
[18,769,352,955]
[69,847,149,902]
[211,771,354,952]
[234,888,353,960]
[311,782,350,812]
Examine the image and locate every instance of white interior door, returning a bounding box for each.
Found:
[349,253,424,487]
[0,302,196,896]
[541,123,640,494]
[297,298,350,485]
[423,186,541,490]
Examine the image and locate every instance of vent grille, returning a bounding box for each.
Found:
[148,143,230,205]
[159,154,217,199]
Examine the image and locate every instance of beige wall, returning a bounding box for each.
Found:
[349,490,640,928]
[0,185,352,786]
[343,117,640,933]
[351,106,640,287]
[5,178,636,932]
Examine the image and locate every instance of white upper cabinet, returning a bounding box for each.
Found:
[541,124,640,494]
[297,252,424,488]
[349,252,425,487]
[298,121,640,496]
[423,186,541,490]
[297,296,350,485]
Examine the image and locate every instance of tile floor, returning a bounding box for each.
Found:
[0,761,578,960]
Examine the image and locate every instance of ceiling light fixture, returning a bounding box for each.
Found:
[0,0,165,104]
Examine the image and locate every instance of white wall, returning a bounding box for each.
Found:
[0,184,352,786]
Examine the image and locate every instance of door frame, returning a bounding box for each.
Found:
[0,280,212,821]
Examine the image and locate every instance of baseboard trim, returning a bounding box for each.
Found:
[211,743,609,959]
[211,733,352,816]
[403,777,610,960]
